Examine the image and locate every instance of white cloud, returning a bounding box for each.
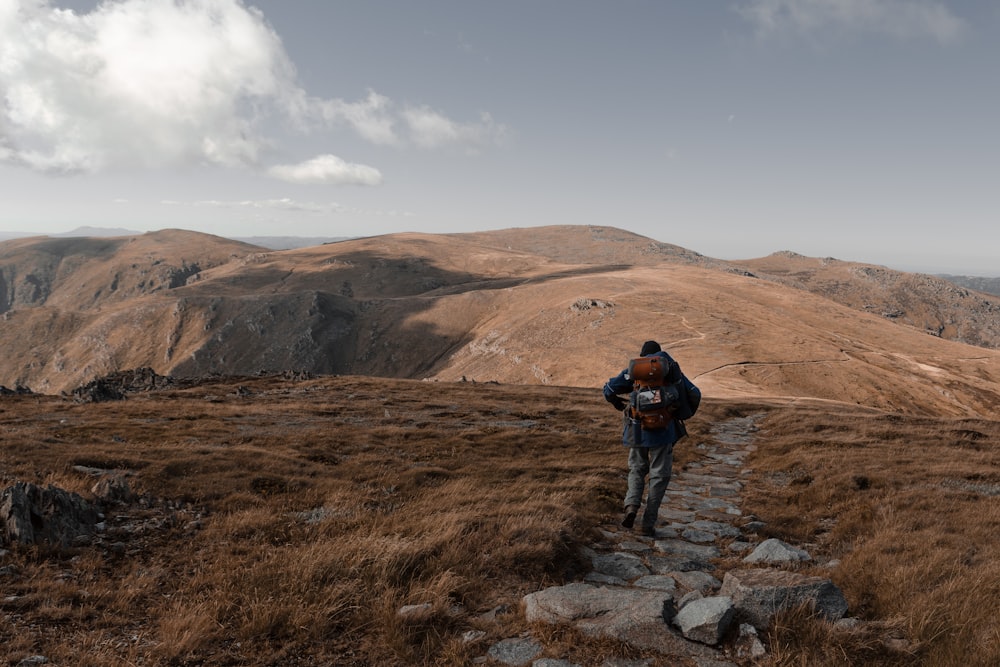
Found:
[267,154,382,186]
[314,90,508,150]
[737,0,966,43]
[315,90,399,146]
[192,198,342,213]
[182,197,415,217]
[1,0,299,172]
[0,0,505,175]
[402,107,507,151]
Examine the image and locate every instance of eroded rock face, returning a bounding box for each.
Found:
[71,367,173,403]
[0,482,100,548]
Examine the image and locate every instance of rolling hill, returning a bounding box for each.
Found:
[2,225,1000,666]
[1,225,998,418]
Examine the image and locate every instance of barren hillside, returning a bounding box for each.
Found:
[1,227,998,419]
[739,251,1000,349]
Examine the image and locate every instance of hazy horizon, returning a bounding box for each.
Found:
[2,1,998,278]
[0,223,995,278]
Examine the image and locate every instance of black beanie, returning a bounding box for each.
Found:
[640,340,661,356]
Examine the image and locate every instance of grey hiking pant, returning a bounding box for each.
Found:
[624,445,674,529]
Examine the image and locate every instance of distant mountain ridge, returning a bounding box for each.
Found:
[736,251,1000,350]
[0,227,347,250]
[938,274,1000,297]
[0,225,998,418]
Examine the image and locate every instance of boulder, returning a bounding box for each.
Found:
[719,569,848,630]
[0,482,100,548]
[673,596,735,645]
[742,538,811,564]
[523,583,719,659]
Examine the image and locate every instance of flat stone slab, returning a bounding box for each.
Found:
[654,538,721,561]
[657,508,697,522]
[648,554,715,574]
[633,574,677,592]
[592,552,650,580]
[671,570,721,594]
[688,520,741,538]
[486,637,543,666]
[523,583,719,659]
[524,583,671,626]
[682,528,718,543]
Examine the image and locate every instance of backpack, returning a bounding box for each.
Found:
[627,356,700,429]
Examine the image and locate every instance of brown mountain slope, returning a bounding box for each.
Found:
[0,229,260,311]
[739,251,1000,349]
[454,224,718,268]
[0,227,998,419]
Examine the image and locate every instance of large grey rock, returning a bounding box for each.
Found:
[720,569,848,630]
[742,538,811,564]
[523,583,719,659]
[524,583,668,626]
[673,596,735,645]
[0,483,100,548]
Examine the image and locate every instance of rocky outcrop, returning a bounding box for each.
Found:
[70,367,173,402]
[719,568,848,630]
[0,482,100,548]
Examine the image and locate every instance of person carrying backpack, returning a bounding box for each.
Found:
[603,340,700,537]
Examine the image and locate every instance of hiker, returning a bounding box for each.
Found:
[603,340,699,537]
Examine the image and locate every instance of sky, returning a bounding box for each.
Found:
[0,0,997,275]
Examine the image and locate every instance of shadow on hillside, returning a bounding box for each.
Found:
[422,264,631,298]
[169,252,629,381]
[182,250,628,300]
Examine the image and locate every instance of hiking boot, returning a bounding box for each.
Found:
[641,525,656,537]
[621,506,638,529]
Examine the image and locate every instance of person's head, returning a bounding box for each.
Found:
[640,340,661,356]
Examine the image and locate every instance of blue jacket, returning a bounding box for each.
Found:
[603,350,692,448]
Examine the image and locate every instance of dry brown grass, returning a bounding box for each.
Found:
[1,376,998,665]
[744,404,1000,667]
[0,375,638,665]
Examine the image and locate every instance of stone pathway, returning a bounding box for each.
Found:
[478,414,849,666]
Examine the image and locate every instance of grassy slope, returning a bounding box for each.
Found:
[1,376,998,665]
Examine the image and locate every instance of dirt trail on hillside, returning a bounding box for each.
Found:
[482,414,787,665]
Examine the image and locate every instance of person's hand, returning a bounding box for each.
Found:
[609,396,626,411]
